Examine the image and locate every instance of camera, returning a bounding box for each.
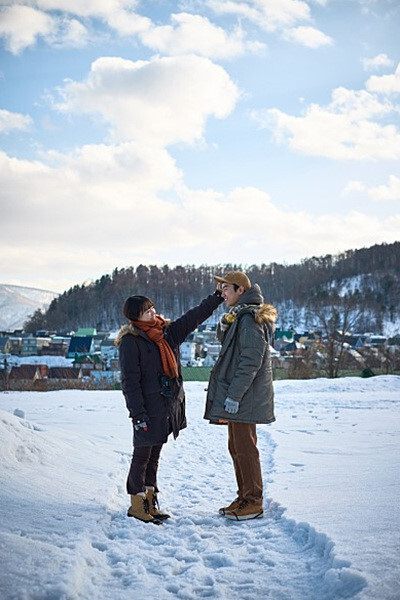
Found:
[160,374,173,398]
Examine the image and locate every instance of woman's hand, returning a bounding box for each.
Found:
[214,285,223,299]
[132,413,150,431]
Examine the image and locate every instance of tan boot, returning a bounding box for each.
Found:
[225,499,263,521]
[127,493,162,524]
[219,497,241,515]
[146,487,170,520]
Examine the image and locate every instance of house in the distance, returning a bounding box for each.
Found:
[68,335,95,358]
[7,364,47,390]
[48,367,83,387]
[100,337,119,363]
[41,338,69,356]
[75,328,97,337]
[0,337,11,355]
[180,341,196,365]
[274,329,296,351]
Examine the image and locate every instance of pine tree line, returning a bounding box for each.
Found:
[25,242,400,333]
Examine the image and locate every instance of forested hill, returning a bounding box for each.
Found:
[25,242,400,334]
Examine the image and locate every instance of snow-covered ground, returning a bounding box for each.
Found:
[0,376,399,600]
[6,356,74,368]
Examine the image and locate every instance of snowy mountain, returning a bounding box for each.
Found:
[0,284,58,331]
[0,376,399,599]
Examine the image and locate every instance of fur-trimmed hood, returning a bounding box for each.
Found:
[239,284,278,325]
[114,323,139,347]
[254,303,278,326]
[114,318,172,347]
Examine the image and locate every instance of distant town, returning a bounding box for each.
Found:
[1,323,399,391]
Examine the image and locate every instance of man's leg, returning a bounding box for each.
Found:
[228,421,244,500]
[229,422,263,506]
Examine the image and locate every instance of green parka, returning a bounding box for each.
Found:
[204,284,277,425]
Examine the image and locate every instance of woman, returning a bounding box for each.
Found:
[115,290,223,524]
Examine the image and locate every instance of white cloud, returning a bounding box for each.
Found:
[0,3,265,57]
[252,86,400,160]
[342,175,400,201]
[54,18,88,48]
[342,180,366,194]
[368,175,400,201]
[362,53,394,72]
[140,12,265,59]
[365,62,400,95]
[207,0,311,32]
[103,7,151,36]
[0,1,151,51]
[282,25,332,48]
[0,108,32,133]
[207,0,332,46]
[1,145,399,291]
[56,55,240,146]
[0,142,183,289]
[0,0,327,54]
[0,4,90,52]
[0,5,54,54]
[0,0,139,20]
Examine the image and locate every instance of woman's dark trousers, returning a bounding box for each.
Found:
[127,444,163,495]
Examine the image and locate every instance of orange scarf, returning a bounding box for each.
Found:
[132,315,179,379]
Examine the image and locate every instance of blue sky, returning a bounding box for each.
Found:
[1,0,399,292]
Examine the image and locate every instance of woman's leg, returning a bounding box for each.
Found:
[144,444,163,492]
[127,445,152,495]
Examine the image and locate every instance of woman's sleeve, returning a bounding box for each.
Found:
[167,293,223,347]
[119,336,146,417]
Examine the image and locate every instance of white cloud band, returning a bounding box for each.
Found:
[56,55,240,146]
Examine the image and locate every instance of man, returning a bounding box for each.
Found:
[204,271,277,521]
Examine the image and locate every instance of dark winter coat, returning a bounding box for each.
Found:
[204,284,277,425]
[116,293,223,447]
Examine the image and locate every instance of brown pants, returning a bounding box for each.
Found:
[228,422,263,505]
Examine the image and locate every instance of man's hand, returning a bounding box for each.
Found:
[224,397,239,414]
[132,413,150,431]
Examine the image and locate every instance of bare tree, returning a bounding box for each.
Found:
[308,295,363,378]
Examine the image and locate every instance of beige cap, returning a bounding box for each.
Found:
[214,271,251,290]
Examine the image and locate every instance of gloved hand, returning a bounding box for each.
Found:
[224,397,239,414]
[213,288,223,301]
[132,413,150,431]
